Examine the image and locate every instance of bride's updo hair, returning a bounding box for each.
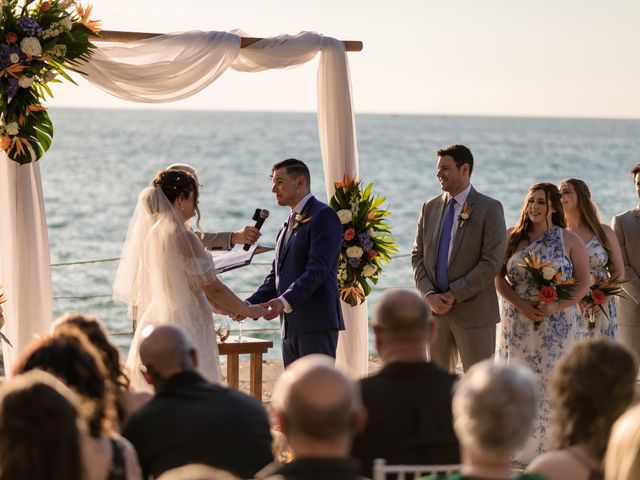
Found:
[151,169,202,231]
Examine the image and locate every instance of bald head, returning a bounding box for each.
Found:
[139,325,196,382]
[272,355,361,440]
[375,289,431,341]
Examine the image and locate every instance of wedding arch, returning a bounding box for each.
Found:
[0,28,370,378]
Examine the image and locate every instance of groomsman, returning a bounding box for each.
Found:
[411,145,506,372]
[612,164,640,358]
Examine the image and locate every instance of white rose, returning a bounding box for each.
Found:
[20,37,42,57]
[367,228,375,238]
[541,266,557,281]
[5,122,19,136]
[346,246,364,259]
[9,53,19,64]
[336,209,353,224]
[18,76,33,88]
[60,15,73,30]
[362,264,378,277]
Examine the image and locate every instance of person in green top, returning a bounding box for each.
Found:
[421,360,546,480]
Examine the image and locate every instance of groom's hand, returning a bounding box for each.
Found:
[231,226,261,246]
[262,298,284,320]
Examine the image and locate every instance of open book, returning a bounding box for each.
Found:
[213,244,273,274]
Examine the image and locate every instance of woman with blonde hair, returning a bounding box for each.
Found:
[559,178,624,338]
[605,404,640,480]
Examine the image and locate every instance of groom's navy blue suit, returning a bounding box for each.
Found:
[247,195,344,366]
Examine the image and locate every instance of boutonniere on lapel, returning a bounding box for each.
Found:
[458,202,472,228]
[292,208,312,230]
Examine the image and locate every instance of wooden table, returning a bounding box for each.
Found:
[218,335,273,401]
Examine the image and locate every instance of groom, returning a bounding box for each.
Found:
[247,159,344,366]
[411,145,506,372]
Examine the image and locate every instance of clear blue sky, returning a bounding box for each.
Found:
[49,0,640,118]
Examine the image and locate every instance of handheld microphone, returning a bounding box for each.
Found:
[244,208,269,251]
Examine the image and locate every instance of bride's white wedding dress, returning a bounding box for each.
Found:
[113,186,222,390]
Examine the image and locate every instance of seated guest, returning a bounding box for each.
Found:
[605,404,640,480]
[423,360,542,480]
[258,354,367,480]
[158,464,240,480]
[13,329,142,480]
[122,324,273,479]
[0,370,85,480]
[351,289,459,477]
[52,311,152,424]
[528,339,637,480]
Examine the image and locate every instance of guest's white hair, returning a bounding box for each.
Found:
[453,359,537,458]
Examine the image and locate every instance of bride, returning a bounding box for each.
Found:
[113,169,267,388]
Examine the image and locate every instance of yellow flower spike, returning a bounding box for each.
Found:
[554,271,563,284]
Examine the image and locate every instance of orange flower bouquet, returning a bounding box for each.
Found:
[518,251,577,330]
[582,274,626,330]
[330,175,397,306]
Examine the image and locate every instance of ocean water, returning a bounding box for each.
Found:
[42,109,640,357]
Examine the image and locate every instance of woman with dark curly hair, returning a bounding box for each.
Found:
[52,311,151,425]
[528,338,638,480]
[0,370,84,480]
[495,182,591,465]
[13,328,142,480]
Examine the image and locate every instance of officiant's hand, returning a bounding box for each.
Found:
[262,298,284,320]
[231,226,261,246]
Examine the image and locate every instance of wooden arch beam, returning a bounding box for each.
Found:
[92,30,363,52]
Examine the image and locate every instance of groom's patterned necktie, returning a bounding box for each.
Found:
[283,210,296,246]
[435,197,456,292]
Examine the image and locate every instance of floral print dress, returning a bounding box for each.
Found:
[497,225,580,467]
[577,236,617,340]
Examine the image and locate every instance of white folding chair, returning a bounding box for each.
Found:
[372,458,461,480]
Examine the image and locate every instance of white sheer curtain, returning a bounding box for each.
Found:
[0,156,52,372]
[0,29,368,377]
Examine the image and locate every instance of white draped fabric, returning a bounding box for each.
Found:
[0,29,368,377]
[0,157,53,371]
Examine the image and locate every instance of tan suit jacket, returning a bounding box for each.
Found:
[200,232,233,251]
[612,207,640,325]
[412,187,506,328]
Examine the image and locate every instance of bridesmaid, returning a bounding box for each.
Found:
[496,182,590,466]
[559,178,624,339]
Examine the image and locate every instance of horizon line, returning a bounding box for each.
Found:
[47,105,640,122]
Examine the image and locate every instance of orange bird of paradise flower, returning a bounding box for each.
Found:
[76,3,102,33]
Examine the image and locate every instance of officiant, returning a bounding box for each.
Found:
[167,163,261,250]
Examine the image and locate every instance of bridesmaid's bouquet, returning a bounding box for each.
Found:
[582,274,626,330]
[518,251,577,330]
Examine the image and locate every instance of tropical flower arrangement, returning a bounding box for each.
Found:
[582,274,626,330]
[0,0,99,164]
[0,283,11,346]
[518,251,577,330]
[330,175,397,306]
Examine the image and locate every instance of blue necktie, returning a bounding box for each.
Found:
[435,198,456,292]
